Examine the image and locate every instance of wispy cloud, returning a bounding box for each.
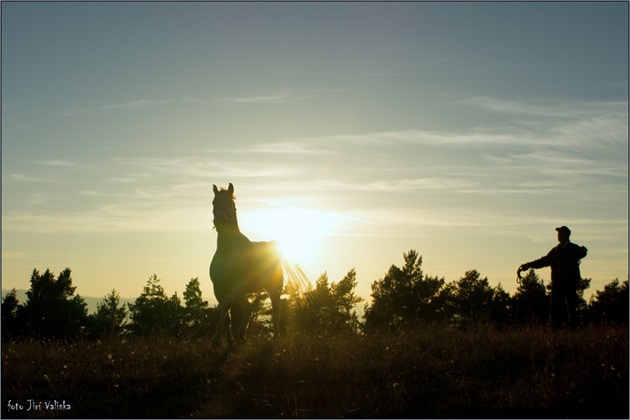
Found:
[297,128,544,148]
[216,92,311,105]
[61,90,312,117]
[292,177,476,193]
[246,141,333,155]
[8,173,52,183]
[301,117,625,150]
[549,113,628,150]
[111,156,298,180]
[61,97,215,117]
[62,99,175,116]
[6,161,79,183]
[31,159,78,167]
[4,91,626,238]
[25,192,58,210]
[2,206,209,233]
[256,199,373,225]
[2,152,302,234]
[457,96,627,119]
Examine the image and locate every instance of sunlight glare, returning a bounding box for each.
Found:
[246,206,336,265]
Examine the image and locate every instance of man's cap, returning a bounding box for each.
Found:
[556,226,571,235]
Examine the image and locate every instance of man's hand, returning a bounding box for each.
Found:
[516,265,527,283]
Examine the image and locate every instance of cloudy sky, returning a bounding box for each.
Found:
[2,2,627,302]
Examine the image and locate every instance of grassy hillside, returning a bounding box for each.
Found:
[2,324,627,418]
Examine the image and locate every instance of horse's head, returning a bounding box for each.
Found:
[212,183,236,232]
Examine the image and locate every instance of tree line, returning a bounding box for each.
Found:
[1,250,627,340]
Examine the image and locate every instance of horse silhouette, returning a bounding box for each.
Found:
[210,183,284,346]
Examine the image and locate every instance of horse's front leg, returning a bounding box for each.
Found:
[212,302,230,348]
[235,296,252,342]
[224,309,234,345]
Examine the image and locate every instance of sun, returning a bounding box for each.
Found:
[272,210,322,263]
[245,204,336,265]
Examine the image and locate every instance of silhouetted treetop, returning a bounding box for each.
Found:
[19,268,87,338]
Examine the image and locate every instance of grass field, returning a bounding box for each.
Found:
[2,324,628,418]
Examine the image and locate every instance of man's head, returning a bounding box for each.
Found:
[556,226,571,244]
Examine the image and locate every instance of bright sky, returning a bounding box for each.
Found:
[2,2,628,304]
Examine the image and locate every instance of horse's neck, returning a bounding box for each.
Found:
[217,220,250,251]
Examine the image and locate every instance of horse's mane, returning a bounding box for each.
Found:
[217,188,236,200]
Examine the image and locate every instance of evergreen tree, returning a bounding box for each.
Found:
[280,280,304,334]
[575,277,592,322]
[364,250,443,331]
[1,289,21,339]
[18,268,87,338]
[295,273,334,333]
[182,277,210,335]
[451,270,494,325]
[490,283,512,326]
[416,272,447,321]
[129,274,182,336]
[512,269,549,324]
[589,278,629,324]
[329,269,364,333]
[433,281,458,323]
[293,269,363,335]
[169,292,183,335]
[90,288,128,337]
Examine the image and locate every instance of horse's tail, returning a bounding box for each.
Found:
[281,259,313,297]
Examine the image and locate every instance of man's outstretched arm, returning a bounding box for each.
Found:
[519,251,553,272]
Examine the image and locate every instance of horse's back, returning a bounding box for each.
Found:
[250,240,280,255]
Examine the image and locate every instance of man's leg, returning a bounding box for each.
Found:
[566,285,580,328]
[550,282,567,329]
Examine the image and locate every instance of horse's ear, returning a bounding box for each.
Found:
[213,184,219,195]
[228,183,234,195]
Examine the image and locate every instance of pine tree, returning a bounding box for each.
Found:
[512,269,548,324]
[452,269,495,325]
[182,277,210,335]
[589,278,629,324]
[90,288,128,337]
[2,289,21,339]
[293,269,364,335]
[364,250,443,331]
[19,268,87,338]
[129,274,182,336]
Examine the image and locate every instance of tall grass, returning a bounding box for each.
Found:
[2,325,627,418]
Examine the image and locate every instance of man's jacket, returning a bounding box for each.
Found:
[525,242,587,285]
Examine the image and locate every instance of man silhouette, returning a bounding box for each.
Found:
[518,226,588,328]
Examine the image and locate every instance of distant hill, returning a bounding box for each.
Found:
[2,289,135,314]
